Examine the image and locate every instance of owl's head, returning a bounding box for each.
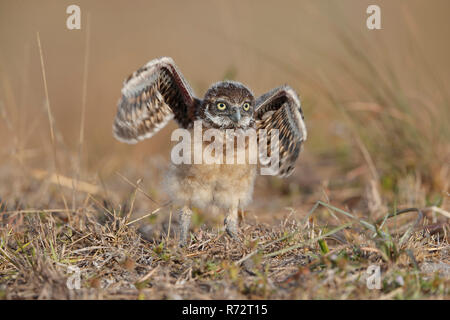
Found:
[200,81,255,129]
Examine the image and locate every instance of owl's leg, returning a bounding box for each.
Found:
[178,205,192,247]
[224,207,240,240]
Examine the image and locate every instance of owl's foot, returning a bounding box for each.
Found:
[224,215,240,241]
[178,206,192,247]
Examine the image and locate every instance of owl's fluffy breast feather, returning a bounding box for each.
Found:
[163,127,257,210]
[164,162,256,210]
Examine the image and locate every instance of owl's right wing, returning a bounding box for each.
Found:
[113,57,200,144]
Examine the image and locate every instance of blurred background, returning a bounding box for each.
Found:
[0,0,449,230]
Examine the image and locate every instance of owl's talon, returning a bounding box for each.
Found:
[179,238,187,248]
[224,217,240,241]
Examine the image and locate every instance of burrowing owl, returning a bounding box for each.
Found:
[113,57,307,246]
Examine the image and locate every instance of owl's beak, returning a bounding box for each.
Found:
[230,107,241,123]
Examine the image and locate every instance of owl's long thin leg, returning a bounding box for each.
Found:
[224,207,240,240]
[178,205,192,247]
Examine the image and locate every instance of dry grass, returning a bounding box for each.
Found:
[0,193,448,299]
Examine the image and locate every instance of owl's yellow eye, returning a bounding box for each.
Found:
[217,102,227,110]
[242,102,250,111]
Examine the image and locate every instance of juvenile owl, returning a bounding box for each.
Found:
[113,57,307,246]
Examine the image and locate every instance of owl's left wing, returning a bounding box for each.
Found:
[255,85,307,177]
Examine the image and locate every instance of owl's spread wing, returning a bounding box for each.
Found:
[255,85,307,177]
[113,57,199,144]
